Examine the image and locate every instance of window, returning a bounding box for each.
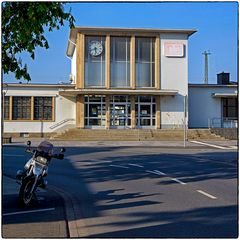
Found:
[135,37,155,88]
[84,95,106,127]
[223,98,238,119]
[5,96,54,121]
[110,37,130,87]
[4,96,10,120]
[110,96,131,127]
[135,96,156,127]
[34,97,53,120]
[12,97,31,120]
[85,36,106,87]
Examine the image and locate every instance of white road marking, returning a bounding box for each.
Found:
[86,160,112,165]
[190,140,230,150]
[146,170,158,175]
[128,163,144,168]
[228,146,238,150]
[145,170,166,176]
[3,208,55,216]
[110,164,129,169]
[171,178,187,185]
[153,170,166,176]
[3,154,24,157]
[197,190,217,199]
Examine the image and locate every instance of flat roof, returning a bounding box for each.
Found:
[67,26,197,57]
[59,88,178,97]
[212,93,238,98]
[2,83,75,88]
[189,83,238,88]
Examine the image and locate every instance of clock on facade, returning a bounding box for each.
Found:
[88,41,103,56]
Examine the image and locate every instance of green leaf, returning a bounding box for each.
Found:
[2,2,75,81]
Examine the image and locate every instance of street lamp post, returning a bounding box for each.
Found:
[2,83,9,138]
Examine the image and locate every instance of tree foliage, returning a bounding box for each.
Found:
[2,2,75,81]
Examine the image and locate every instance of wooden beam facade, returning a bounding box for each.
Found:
[105,35,110,89]
[76,33,85,89]
[130,36,136,89]
[75,30,163,129]
[76,94,84,128]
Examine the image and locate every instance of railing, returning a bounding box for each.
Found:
[50,118,75,130]
[209,117,238,128]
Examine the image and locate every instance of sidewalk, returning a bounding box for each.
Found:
[2,175,69,238]
[3,137,238,149]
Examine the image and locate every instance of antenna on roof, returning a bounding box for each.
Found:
[202,50,211,84]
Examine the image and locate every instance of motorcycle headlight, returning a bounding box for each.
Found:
[36,156,48,165]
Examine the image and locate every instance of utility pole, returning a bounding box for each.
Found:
[202,50,211,84]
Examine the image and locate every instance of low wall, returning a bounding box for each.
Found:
[3,132,53,138]
[210,128,238,140]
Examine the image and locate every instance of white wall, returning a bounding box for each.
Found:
[4,86,76,133]
[160,33,189,128]
[188,85,237,128]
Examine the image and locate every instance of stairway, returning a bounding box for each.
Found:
[50,128,225,141]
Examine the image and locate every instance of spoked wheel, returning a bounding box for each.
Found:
[19,178,35,206]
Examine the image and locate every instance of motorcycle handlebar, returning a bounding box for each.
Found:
[25,148,64,160]
[25,148,35,154]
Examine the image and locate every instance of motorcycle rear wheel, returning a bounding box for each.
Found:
[19,178,35,206]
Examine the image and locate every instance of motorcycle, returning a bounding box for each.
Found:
[16,140,66,206]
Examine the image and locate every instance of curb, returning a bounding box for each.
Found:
[49,185,88,238]
[2,174,75,238]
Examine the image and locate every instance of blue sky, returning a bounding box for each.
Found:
[3,1,238,84]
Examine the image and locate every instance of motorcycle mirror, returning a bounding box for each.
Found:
[60,147,66,153]
[27,141,31,146]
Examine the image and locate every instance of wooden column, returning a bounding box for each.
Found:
[52,97,55,122]
[76,95,84,128]
[130,36,136,89]
[105,35,110,89]
[76,33,85,89]
[130,95,136,129]
[31,96,34,120]
[155,35,160,90]
[105,95,110,129]
[9,96,12,121]
[155,95,161,129]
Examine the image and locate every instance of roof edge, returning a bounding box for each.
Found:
[2,83,76,88]
[67,26,197,57]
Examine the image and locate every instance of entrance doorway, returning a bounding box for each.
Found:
[135,96,156,128]
[110,96,131,128]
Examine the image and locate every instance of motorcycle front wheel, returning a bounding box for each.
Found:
[19,177,35,206]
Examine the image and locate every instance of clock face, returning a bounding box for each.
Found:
[89,41,103,56]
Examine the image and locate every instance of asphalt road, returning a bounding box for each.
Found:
[2,143,238,238]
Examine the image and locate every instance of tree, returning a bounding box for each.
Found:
[2,2,75,81]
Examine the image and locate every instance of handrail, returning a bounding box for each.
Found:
[50,118,75,129]
[209,117,238,129]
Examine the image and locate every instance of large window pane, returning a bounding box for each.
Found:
[110,96,131,127]
[34,97,53,120]
[84,95,106,127]
[12,97,31,120]
[85,36,105,87]
[223,98,238,119]
[110,37,130,87]
[136,37,155,88]
[4,96,9,120]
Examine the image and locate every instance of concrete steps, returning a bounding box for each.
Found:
[50,128,225,141]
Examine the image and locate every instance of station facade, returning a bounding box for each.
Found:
[3,27,237,136]
[63,26,196,129]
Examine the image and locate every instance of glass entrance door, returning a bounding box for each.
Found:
[110,96,131,128]
[136,96,156,128]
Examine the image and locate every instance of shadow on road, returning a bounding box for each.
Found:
[2,145,238,238]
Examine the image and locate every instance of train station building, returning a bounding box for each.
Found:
[3,27,238,137]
